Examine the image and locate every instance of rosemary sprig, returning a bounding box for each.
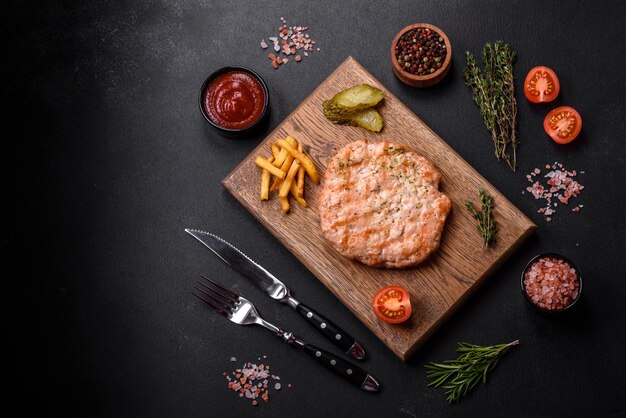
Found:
[464,41,518,171]
[464,188,496,247]
[425,340,519,403]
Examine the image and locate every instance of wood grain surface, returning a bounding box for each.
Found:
[222,56,536,361]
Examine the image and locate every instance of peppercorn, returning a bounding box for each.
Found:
[395,27,446,76]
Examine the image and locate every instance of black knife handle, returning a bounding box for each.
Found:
[301,342,380,392]
[295,302,365,359]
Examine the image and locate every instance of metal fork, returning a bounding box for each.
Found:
[193,275,381,392]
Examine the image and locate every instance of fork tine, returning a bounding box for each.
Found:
[192,289,229,316]
[196,282,237,310]
[198,275,240,306]
[193,282,235,310]
[200,275,240,300]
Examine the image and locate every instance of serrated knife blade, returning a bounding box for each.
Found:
[185,229,289,300]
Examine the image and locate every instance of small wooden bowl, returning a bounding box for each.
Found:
[390,23,452,88]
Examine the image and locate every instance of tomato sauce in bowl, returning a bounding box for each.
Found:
[199,67,269,134]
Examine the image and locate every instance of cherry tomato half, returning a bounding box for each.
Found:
[524,66,560,103]
[372,286,412,324]
[544,106,582,144]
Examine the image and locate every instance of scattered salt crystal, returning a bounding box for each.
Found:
[260,17,318,70]
[523,163,585,222]
[275,383,282,390]
[223,359,288,407]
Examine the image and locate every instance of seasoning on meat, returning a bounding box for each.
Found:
[318,139,451,268]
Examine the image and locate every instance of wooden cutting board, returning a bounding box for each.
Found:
[222,56,535,361]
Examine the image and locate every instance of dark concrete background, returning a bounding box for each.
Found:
[5,0,626,416]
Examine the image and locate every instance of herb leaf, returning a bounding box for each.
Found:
[464,188,496,247]
[464,41,518,171]
[425,340,519,403]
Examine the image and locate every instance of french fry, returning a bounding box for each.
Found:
[290,180,307,207]
[270,155,294,191]
[276,139,319,184]
[279,195,290,213]
[296,143,305,197]
[273,136,297,166]
[260,156,274,200]
[258,136,313,214]
[286,135,298,147]
[255,157,285,179]
[271,144,281,160]
[273,148,288,167]
[278,160,300,197]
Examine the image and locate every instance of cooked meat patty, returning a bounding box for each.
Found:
[318,139,451,268]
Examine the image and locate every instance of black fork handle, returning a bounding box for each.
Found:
[278,330,380,392]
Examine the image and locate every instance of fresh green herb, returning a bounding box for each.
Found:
[425,340,519,403]
[464,41,518,171]
[338,162,345,169]
[464,188,496,247]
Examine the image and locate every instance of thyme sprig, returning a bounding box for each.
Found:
[425,340,519,403]
[464,188,496,247]
[464,41,518,171]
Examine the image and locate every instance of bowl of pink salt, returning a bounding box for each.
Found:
[521,253,582,313]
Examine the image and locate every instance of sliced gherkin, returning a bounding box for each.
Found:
[322,84,385,120]
[349,108,383,132]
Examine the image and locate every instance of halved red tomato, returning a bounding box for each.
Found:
[372,286,412,324]
[524,66,560,103]
[544,106,582,144]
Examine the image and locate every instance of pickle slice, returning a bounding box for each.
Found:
[322,84,385,120]
[350,108,384,132]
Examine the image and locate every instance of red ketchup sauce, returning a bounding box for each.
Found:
[202,71,265,130]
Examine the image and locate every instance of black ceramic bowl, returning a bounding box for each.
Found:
[521,253,582,314]
[198,66,270,138]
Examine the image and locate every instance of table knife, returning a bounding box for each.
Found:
[185,228,366,360]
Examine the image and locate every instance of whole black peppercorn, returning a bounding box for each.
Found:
[395,27,447,76]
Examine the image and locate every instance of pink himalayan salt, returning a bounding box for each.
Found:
[224,361,285,407]
[524,257,580,310]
